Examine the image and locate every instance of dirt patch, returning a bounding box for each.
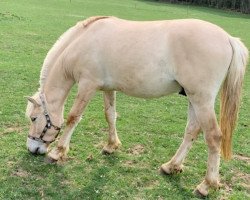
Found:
[232,172,250,190]
[0,12,25,21]
[39,188,45,199]
[1,124,27,136]
[12,168,30,178]
[7,161,15,168]
[222,169,250,199]
[234,154,250,164]
[2,127,23,135]
[144,180,160,189]
[232,154,250,193]
[86,154,94,161]
[127,144,145,155]
[122,159,150,169]
[123,160,137,166]
[94,141,106,149]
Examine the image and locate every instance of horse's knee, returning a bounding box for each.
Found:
[66,114,81,126]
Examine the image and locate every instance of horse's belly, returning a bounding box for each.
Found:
[102,74,182,98]
[121,81,181,98]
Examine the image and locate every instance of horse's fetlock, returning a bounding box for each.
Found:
[57,145,68,153]
[205,177,220,188]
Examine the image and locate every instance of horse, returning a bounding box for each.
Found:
[25,16,248,196]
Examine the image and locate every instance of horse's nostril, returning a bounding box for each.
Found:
[34,147,40,154]
[29,147,40,155]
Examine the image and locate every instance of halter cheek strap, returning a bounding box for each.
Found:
[28,93,61,144]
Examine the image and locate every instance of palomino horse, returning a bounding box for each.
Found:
[26,16,248,196]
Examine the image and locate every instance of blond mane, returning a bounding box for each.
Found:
[39,16,111,91]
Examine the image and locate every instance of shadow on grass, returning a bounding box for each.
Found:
[19,152,120,199]
[161,173,195,197]
[161,172,215,199]
[77,154,120,198]
[8,150,205,199]
[3,151,69,198]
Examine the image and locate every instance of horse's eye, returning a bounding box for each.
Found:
[31,117,37,122]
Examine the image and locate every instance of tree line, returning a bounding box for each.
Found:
[155,0,250,14]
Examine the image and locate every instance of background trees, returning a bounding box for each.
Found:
[155,0,250,14]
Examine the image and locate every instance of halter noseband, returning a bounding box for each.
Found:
[28,93,61,144]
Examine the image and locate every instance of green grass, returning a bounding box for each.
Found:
[0,0,249,199]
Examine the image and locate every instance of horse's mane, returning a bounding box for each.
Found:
[39,16,111,91]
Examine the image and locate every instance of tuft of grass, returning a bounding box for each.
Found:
[0,0,249,199]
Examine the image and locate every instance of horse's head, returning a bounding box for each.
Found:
[26,93,62,155]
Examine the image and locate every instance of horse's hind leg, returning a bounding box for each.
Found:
[102,91,121,154]
[161,102,201,174]
[190,97,222,196]
[47,82,97,161]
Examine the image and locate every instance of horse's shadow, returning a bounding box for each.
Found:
[160,173,209,200]
[77,153,120,198]
[11,151,119,198]
[12,151,207,199]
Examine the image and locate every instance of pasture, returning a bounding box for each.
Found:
[0,0,249,199]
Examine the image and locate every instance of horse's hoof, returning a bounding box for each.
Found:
[159,165,171,175]
[194,188,208,198]
[102,144,120,155]
[44,156,58,164]
[160,163,183,175]
[101,147,114,155]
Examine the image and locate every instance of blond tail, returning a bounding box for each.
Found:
[220,36,248,160]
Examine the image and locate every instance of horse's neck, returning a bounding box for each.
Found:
[39,23,82,109]
[41,62,74,116]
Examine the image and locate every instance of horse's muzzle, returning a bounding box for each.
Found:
[27,137,48,155]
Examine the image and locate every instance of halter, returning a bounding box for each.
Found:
[28,93,61,144]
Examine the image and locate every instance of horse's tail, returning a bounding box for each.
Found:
[220,36,248,160]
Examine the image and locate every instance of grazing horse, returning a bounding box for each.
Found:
[25,16,248,196]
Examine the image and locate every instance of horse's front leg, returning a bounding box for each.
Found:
[47,83,96,161]
[102,91,121,154]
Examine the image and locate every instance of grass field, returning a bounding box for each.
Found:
[0,0,249,199]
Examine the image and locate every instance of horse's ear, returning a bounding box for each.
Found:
[26,96,41,107]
